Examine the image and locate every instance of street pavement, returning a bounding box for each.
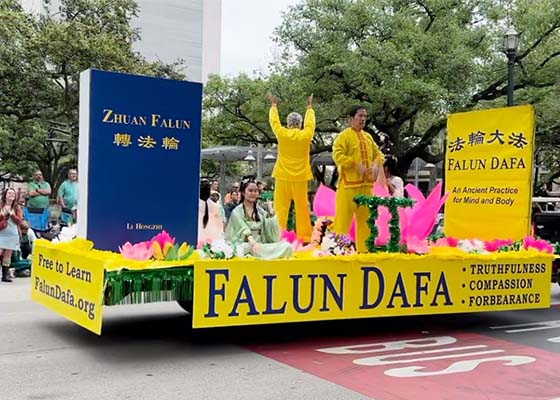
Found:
[2,277,560,400]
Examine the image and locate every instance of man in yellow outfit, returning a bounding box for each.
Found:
[268,93,315,242]
[332,106,384,253]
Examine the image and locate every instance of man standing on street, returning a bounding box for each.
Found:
[268,93,315,243]
[57,168,79,223]
[332,106,384,253]
[27,170,51,211]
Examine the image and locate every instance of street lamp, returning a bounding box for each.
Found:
[425,163,437,191]
[503,27,519,106]
[263,149,276,162]
[243,149,256,162]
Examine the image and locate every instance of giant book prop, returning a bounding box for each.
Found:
[78,69,202,251]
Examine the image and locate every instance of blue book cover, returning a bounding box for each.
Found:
[78,69,202,251]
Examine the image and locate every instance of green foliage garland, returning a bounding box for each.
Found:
[354,195,415,253]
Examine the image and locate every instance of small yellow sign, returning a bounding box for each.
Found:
[444,105,536,240]
[31,240,104,334]
[192,254,552,328]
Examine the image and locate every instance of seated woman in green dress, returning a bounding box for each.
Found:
[225,179,293,259]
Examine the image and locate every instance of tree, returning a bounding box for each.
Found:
[204,0,560,180]
[0,0,184,191]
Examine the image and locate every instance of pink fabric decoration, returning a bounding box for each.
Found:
[404,183,426,205]
[372,182,391,245]
[313,184,337,217]
[402,182,448,243]
[433,237,459,247]
[313,184,357,241]
[310,182,449,248]
[406,236,430,254]
[281,230,299,243]
[281,230,304,250]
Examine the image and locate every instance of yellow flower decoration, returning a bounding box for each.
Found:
[152,241,164,260]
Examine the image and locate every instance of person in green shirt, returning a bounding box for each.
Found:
[57,169,78,223]
[27,170,51,210]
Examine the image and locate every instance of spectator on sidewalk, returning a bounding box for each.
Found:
[210,191,227,226]
[224,191,239,220]
[27,170,51,211]
[0,188,23,282]
[198,180,224,245]
[57,168,78,224]
[19,220,36,260]
[223,182,240,203]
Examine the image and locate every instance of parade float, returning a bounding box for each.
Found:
[31,70,558,335]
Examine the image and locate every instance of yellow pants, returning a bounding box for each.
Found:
[332,185,372,253]
[274,179,312,242]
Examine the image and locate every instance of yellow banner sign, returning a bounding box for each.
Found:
[192,254,552,328]
[31,240,104,334]
[444,105,536,240]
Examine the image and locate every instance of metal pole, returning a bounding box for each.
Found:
[533,151,539,195]
[507,50,515,106]
[426,164,437,192]
[414,158,419,187]
[219,159,226,198]
[256,143,262,181]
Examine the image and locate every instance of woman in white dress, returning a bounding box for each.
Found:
[198,180,224,246]
[383,157,404,197]
[0,188,23,282]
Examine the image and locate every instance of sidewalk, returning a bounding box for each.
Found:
[0,277,31,303]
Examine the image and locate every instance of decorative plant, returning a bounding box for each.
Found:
[319,232,356,256]
[119,241,153,261]
[200,239,243,260]
[523,236,554,253]
[354,194,415,253]
[119,231,193,261]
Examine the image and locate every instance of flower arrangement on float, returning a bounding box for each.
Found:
[199,239,244,260]
[279,182,560,258]
[115,183,560,262]
[119,231,194,261]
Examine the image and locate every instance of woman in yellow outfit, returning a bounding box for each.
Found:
[268,93,315,242]
[332,106,384,253]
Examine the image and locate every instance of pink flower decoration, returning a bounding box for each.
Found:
[484,239,514,252]
[150,230,176,250]
[281,230,299,243]
[446,237,459,247]
[523,236,554,253]
[407,236,429,254]
[119,241,154,260]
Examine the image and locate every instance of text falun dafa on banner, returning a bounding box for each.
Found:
[444,105,536,240]
[192,256,552,328]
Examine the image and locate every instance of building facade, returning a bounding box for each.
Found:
[20,0,221,83]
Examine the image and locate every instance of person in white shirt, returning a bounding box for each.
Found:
[198,181,224,246]
[383,157,404,197]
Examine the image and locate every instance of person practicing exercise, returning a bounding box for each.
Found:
[332,106,384,253]
[268,93,315,243]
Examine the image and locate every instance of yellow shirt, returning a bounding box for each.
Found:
[269,105,315,181]
[333,127,384,188]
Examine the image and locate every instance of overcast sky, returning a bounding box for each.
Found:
[220,0,301,76]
